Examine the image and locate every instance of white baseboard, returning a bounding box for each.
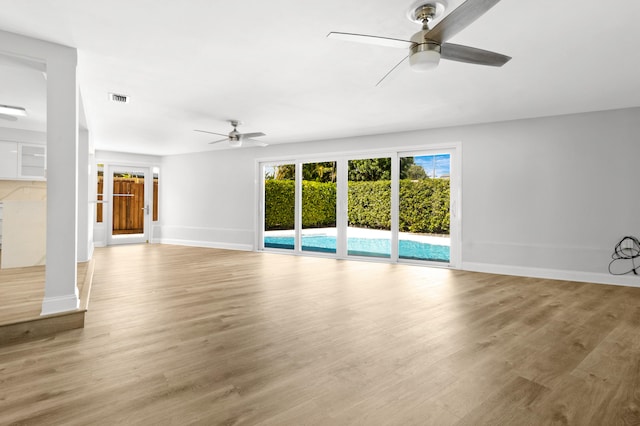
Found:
[159,238,253,252]
[462,262,640,288]
[41,293,80,316]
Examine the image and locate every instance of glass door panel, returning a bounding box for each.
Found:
[263,164,296,250]
[347,158,391,258]
[301,161,337,254]
[153,167,159,222]
[399,153,451,262]
[96,164,104,223]
[109,167,150,244]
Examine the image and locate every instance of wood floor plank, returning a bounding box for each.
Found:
[1,244,640,424]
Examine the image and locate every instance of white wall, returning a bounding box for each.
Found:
[159,107,640,286]
[0,127,46,145]
[160,148,256,250]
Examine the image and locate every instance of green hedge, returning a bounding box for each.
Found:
[399,179,450,234]
[302,181,337,228]
[264,179,295,230]
[264,179,449,234]
[347,181,391,229]
[264,180,337,230]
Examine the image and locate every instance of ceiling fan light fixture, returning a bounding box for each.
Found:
[0,104,27,117]
[409,42,441,71]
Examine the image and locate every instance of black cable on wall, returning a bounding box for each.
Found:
[609,236,640,276]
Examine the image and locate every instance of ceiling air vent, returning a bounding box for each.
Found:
[108,92,130,103]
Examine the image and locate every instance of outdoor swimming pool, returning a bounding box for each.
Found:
[263,235,450,262]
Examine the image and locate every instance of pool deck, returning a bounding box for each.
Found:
[265,227,450,246]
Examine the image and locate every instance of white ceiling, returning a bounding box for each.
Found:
[1,0,640,155]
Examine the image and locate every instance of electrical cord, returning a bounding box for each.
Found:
[609,236,640,275]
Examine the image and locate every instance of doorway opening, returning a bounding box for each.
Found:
[96,164,158,246]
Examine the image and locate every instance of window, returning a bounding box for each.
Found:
[347,157,391,258]
[260,146,460,267]
[96,163,104,223]
[399,153,451,262]
[263,163,296,250]
[302,161,337,254]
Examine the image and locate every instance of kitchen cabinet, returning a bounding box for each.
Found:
[0,141,18,179]
[0,141,46,180]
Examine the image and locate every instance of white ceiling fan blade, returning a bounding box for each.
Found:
[242,139,269,147]
[0,113,18,121]
[194,129,228,137]
[425,0,502,44]
[240,132,266,139]
[441,43,511,66]
[327,32,413,49]
[375,55,409,87]
[208,138,229,145]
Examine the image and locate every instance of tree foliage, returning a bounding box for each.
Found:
[270,158,417,183]
[405,164,428,180]
[347,157,415,181]
[271,162,337,182]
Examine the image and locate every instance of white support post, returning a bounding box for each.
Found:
[77,128,91,262]
[0,30,82,316]
[41,47,80,315]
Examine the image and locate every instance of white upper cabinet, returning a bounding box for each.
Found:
[19,144,46,179]
[0,141,19,179]
[0,141,46,180]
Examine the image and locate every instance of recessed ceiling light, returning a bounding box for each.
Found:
[0,104,27,116]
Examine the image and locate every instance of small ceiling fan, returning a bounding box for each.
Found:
[327,0,511,85]
[194,120,268,148]
[0,114,18,122]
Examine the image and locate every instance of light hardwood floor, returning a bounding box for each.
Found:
[0,261,90,325]
[1,244,640,425]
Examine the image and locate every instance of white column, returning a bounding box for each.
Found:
[0,30,82,315]
[77,127,91,262]
[41,49,80,315]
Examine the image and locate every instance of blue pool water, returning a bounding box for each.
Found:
[264,235,449,262]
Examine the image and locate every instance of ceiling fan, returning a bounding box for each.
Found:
[0,114,18,122]
[0,104,26,121]
[327,0,511,85]
[194,120,268,148]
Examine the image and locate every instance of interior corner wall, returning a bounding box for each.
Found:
[160,107,640,286]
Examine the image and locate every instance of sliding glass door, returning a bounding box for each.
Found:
[302,161,337,254]
[398,153,451,263]
[347,157,392,258]
[260,146,459,267]
[263,163,296,250]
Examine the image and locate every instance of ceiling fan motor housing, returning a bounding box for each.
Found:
[409,30,441,71]
[407,1,447,24]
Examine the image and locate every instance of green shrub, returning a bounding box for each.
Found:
[399,179,450,234]
[302,181,337,228]
[265,180,337,230]
[264,179,295,230]
[264,178,450,234]
[347,181,391,229]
